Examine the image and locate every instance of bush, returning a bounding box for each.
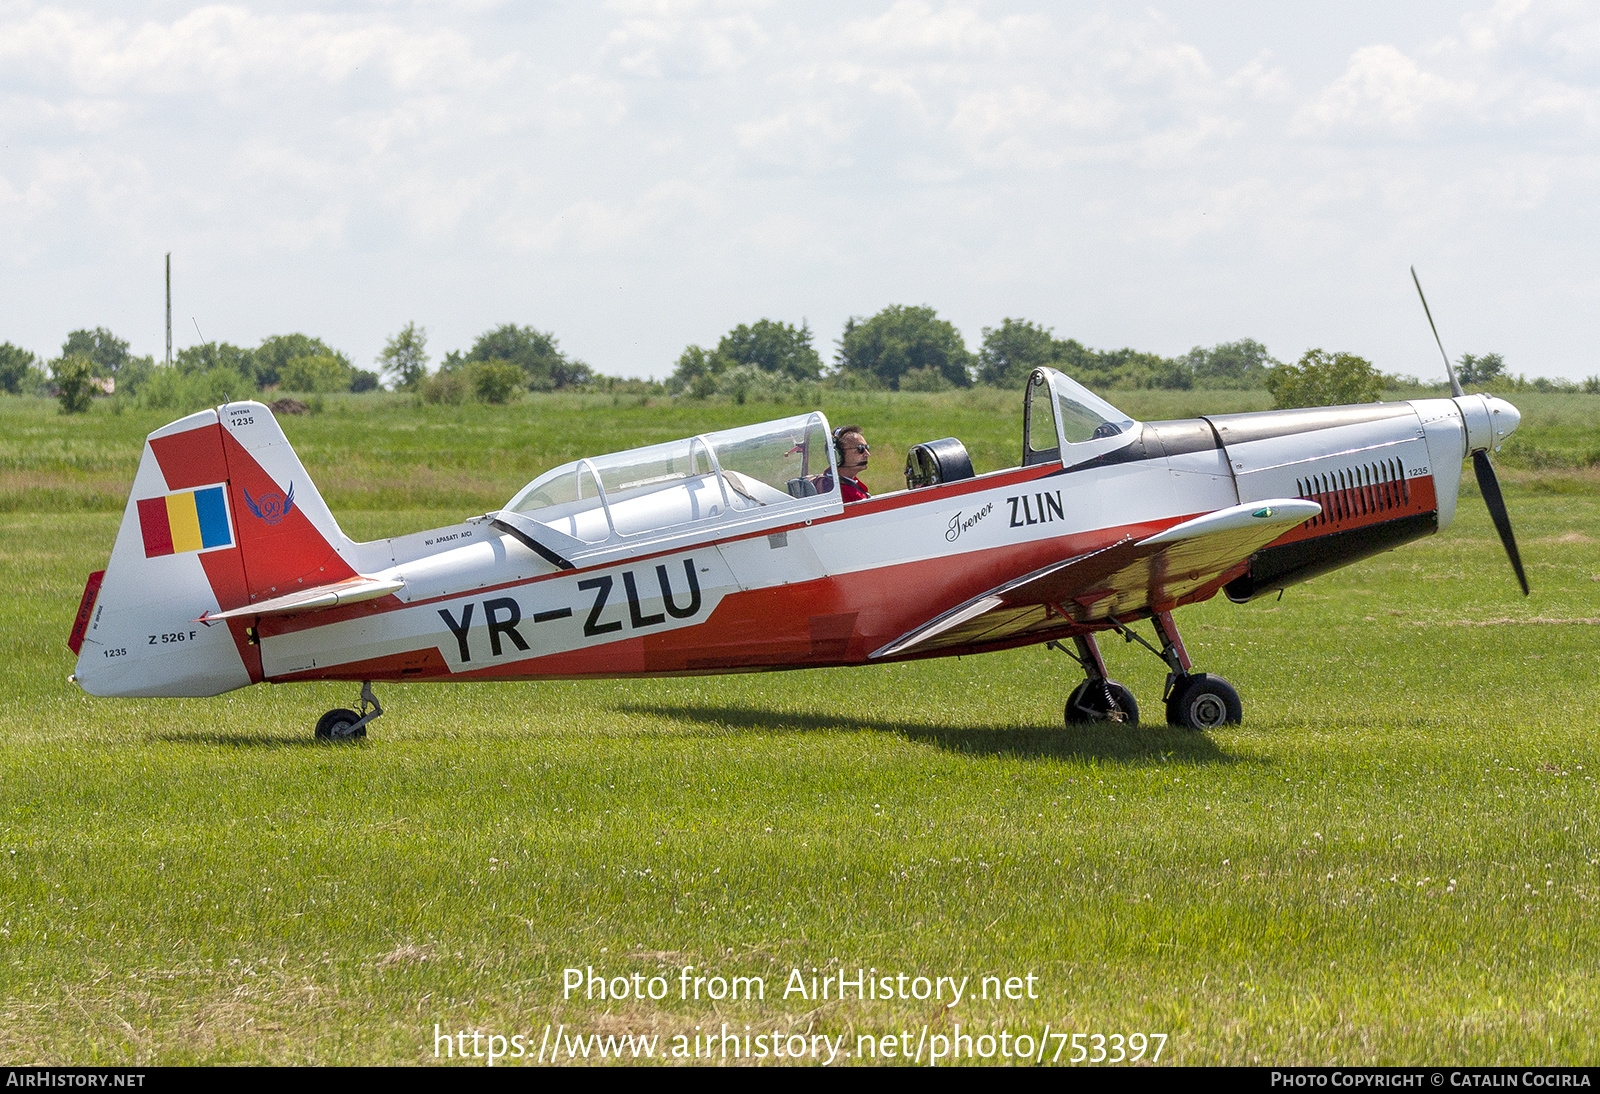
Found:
[898,366,954,392]
[279,355,353,394]
[471,361,525,404]
[52,355,98,414]
[421,370,471,405]
[1267,349,1386,409]
[136,366,251,412]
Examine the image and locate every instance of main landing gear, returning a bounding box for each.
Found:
[315,681,384,742]
[1051,611,1242,732]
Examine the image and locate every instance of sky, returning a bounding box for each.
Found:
[2,0,1597,381]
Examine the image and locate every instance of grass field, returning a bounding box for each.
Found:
[2,391,1598,1065]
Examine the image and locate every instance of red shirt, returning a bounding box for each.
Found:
[816,472,870,502]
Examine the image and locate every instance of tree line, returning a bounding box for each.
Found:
[0,322,595,413]
[3,304,1591,414]
[661,305,1595,406]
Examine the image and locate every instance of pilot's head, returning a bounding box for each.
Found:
[834,425,869,477]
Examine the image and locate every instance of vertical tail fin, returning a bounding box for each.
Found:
[73,401,354,697]
[212,401,357,601]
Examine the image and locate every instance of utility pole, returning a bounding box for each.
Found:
[165,253,172,368]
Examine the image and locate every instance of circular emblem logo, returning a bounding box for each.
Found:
[256,492,287,525]
[242,483,294,526]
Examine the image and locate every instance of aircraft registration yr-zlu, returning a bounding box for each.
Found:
[67,361,1528,739]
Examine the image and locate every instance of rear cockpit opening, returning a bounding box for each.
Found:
[904,438,975,489]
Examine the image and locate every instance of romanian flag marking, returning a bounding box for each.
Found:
[138,485,232,558]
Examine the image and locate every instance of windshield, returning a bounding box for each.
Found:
[1054,372,1136,443]
[504,412,834,542]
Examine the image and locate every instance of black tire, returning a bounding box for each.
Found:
[1166,674,1242,731]
[315,707,366,741]
[1064,679,1139,726]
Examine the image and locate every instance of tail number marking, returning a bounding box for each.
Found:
[438,559,703,663]
[148,630,198,645]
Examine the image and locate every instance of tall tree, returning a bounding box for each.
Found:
[715,319,822,381]
[1457,352,1506,387]
[978,318,1057,387]
[836,305,972,390]
[61,328,131,377]
[465,324,592,390]
[1182,338,1276,389]
[254,334,349,389]
[176,342,256,380]
[377,322,429,391]
[0,343,41,394]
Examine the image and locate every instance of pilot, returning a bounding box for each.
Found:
[815,425,871,502]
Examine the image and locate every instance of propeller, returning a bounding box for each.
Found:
[1410,266,1529,596]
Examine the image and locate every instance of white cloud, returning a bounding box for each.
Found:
[1294,44,1476,134]
[841,0,1024,55]
[1296,2,1600,138]
[604,0,769,77]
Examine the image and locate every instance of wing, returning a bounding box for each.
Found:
[872,499,1321,659]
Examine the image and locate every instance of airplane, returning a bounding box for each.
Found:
[65,345,1527,740]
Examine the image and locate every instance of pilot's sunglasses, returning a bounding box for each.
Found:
[848,444,870,454]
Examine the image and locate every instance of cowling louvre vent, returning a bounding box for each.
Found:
[1296,457,1410,528]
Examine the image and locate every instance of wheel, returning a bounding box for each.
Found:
[1064,679,1139,726]
[315,707,366,741]
[1166,674,1242,731]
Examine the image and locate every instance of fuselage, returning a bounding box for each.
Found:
[254,397,1486,684]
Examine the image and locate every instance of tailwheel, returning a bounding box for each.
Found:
[1165,673,1242,731]
[314,681,383,742]
[1065,679,1139,726]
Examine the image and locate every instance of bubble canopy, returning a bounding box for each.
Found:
[502,412,836,545]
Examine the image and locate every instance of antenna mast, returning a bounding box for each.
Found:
[165,252,172,368]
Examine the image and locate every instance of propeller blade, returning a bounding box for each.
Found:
[1472,449,1529,596]
[1411,266,1465,398]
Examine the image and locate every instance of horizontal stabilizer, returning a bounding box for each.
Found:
[199,575,405,622]
[872,499,1319,658]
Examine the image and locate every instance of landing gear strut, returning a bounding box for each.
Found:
[1053,612,1243,732]
[315,681,383,741]
[1128,611,1242,731]
[1051,635,1139,725]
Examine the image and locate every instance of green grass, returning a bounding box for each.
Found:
[2,392,1599,1064]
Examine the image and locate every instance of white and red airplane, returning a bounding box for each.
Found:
[67,357,1526,739]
